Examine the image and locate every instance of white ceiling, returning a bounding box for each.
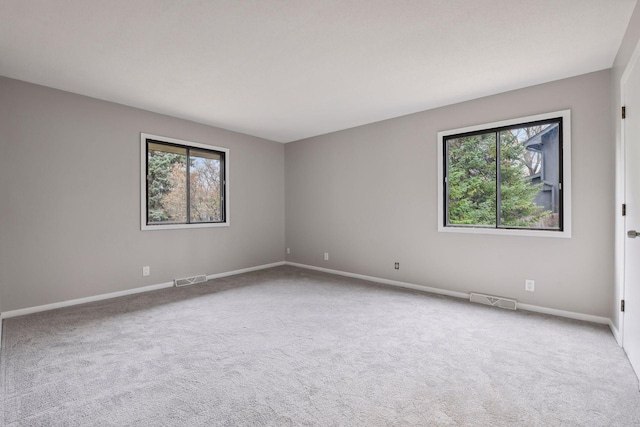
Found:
[0,1,636,143]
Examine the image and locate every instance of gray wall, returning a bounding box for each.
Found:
[612,2,640,330]
[0,61,621,319]
[285,70,613,317]
[0,77,285,312]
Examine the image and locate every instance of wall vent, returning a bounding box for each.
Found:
[174,275,208,287]
[469,292,517,310]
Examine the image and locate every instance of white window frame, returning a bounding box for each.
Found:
[140,133,230,231]
[437,110,571,238]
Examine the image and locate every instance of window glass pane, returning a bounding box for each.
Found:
[189,149,223,223]
[446,132,497,226]
[147,143,187,224]
[499,123,560,229]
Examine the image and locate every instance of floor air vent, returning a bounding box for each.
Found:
[469,292,517,310]
[174,275,208,287]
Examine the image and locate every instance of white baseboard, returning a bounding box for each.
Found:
[1,281,173,319]
[285,261,612,326]
[609,319,622,346]
[285,262,470,300]
[0,260,615,343]
[1,261,286,320]
[517,303,610,325]
[206,261,285,281]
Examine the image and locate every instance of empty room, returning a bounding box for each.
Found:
[2,0,640,425]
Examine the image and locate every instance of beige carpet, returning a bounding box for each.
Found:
[2,266,639,426]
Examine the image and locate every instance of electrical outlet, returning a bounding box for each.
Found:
[143,266,150,277]
[525,279,535,292]
[394,262,399,270]
[286,248,291,254]
[324,252,329,261]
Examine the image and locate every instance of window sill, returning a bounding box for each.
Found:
[141,222,229,231]
[438,225,571,238]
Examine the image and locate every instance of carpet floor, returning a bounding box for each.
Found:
[1,266,639,426]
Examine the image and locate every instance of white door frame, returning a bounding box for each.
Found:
[619,37,640,349]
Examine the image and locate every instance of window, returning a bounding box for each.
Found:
[437,110,571,238]
[141,133,229,230]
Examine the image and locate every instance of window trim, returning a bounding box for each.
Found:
[140,133,230,231]
[437,110,571,238]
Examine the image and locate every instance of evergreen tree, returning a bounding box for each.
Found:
[447,133,497,225]
[447,129,550,227]
[147,151,185,222]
